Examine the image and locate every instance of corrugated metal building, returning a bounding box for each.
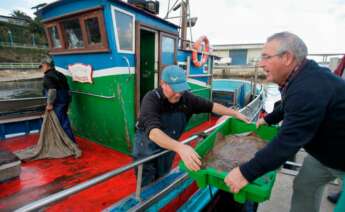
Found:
[212,43,264,65]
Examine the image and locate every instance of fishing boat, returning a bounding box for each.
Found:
[0,0,264,211]
[212,79,263,121]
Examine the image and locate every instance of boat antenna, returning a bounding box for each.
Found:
[164,0,180,19]
[187,0,193,46]
[164,0,195,49]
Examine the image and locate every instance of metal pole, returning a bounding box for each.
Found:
[180,0,188,49]
[8,30,13,46]
[187,0,193,44]
[253,62,258,97]
[32,33,36,46]
[130,173,189,211]
[186,56,191,77]
[135,164,143,200]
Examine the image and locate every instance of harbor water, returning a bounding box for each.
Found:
[0,78,43,100]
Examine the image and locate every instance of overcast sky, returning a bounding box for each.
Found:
[0,0,344,54]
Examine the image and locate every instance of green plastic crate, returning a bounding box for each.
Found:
[179,117,279,203]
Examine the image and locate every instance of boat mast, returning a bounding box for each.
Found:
[164,0,194,49]
[180,0,188,49]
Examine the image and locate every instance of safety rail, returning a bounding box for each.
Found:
[0,63,41,69]
[0,42,48,49]
[15,114,232,212]
[214,64,256,69]
[241,86,264,121]
[15,89,264,211]
[71,90,116,99]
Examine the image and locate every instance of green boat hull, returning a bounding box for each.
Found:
[67,74,211,154]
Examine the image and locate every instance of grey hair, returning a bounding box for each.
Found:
[267,32,308,63]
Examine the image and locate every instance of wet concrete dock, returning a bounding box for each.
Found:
[258,151,339,212]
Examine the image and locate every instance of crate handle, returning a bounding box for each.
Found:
[234,190,246,203]
[211,169,247,203]
[210,169,227,179]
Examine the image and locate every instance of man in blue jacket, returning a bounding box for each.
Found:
[224,32,345,212]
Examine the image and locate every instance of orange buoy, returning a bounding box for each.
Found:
[192,36,209,67]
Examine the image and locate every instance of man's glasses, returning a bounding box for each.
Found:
[260,52,285,61]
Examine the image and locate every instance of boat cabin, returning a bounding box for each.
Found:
[38,0,215,154]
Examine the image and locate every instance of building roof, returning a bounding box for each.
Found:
[0,15,30,26]
[213,43,264,50]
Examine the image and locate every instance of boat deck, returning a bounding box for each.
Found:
[0,119,217,211]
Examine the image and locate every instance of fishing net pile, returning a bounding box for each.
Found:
[15,111,81,161]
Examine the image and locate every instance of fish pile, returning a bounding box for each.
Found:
[202,132,267,172]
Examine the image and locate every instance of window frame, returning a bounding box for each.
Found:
[111,5,135,54]
[160,34,177,65]
[45,22,65,50]
[60,16,86,51]
[158,31,177,74]
[82,10,107,49]
[43,7,109,55]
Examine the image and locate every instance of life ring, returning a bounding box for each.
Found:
[192,36,209,67]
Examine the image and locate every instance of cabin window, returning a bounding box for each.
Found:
[85,17,101,45]
[112,6,135,53]
[62,18,84,49]
[47,25,62,48]
[161,36,175,65]
[43,8,108,54]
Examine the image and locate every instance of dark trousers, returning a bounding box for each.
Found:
[133,130,175,186]
[53,103,75,142]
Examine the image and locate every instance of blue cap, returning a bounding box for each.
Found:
[162,65,190,93]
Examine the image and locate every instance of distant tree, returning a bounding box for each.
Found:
[9,9,46,45]
[29,16,44,35]
[10,10,32,22]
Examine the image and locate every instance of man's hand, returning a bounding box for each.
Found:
[256,118,267,128]
[46,104,53,112]
[224,167,248,193]
[234,111,251,124]
[176,144,201,171]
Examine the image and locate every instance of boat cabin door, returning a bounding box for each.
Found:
[135,24,177,117]
[137,27,158,103]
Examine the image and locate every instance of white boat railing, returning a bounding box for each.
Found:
[14,117,231,212]
[240,85,264,120]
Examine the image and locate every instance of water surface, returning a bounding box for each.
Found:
[0,79,43,100]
